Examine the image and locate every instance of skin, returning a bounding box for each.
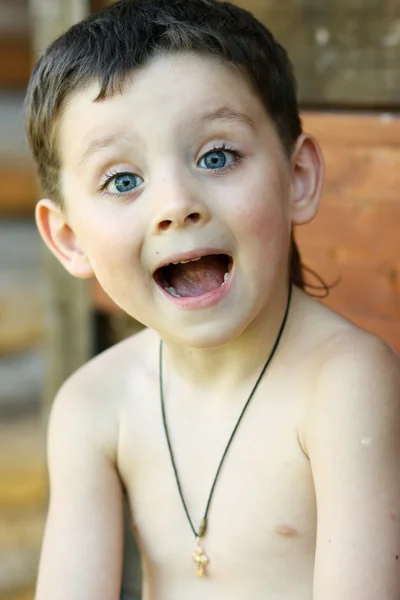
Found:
[35,53,400,600]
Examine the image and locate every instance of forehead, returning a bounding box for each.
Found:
[58,53,273,163]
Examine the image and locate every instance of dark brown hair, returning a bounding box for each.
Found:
[25,0,312,290]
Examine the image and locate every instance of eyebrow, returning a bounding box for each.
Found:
[79,132,134,167]
[187,106,257,132]
[78,106,256,167]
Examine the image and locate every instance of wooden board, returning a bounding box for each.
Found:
[91,111,400,352]
[0,591,34,600]
[0,0,32,89]
[0,92,38,215]
[297,111,400,351]
[232,0,400,107]
[0,417,46,597]
[0,164,37,216]
[29,0,93,414]
[0,37,32,90]
[0,220,45,355]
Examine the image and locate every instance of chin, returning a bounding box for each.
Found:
[159,315,253,350]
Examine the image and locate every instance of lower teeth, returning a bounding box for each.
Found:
[165,286,181,297]
[165,271,229,297]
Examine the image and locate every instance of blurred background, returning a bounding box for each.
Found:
[0,0,399,598]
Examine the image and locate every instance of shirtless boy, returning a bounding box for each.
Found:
[25,1,400,598]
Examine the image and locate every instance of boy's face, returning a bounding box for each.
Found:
[37,53,321,348]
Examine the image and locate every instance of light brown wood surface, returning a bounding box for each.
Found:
[0,417,46,600]
[0,0,32,89]
[298,112,400,351]
[0,165,37,216]
[232,0,400,107]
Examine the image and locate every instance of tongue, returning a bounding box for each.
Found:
[166,255,227,297]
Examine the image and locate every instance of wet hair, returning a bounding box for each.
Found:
[25,0,316,291]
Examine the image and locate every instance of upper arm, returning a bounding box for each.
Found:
[35,376,124,600]
[307,335,400,600]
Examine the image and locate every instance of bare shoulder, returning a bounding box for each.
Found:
[68,325,157,382]
[51,326,158,460]
[294,293,400,599]
[294,286,399,372]
[294,288,400,451]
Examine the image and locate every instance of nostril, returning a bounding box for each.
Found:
[159,220,172,231]
[186,212,200,224]
[158,213,200,231]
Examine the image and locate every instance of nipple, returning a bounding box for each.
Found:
[275,523,299,537]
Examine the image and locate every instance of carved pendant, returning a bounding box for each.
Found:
[191,537,209,577]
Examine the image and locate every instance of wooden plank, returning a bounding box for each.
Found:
[0,418,46,597]
[0,0,30,34]
[0,164,37,216]
[301,259,400,353]
[297,111,400,351]
[302,112,400,146]
[30,0,89,55]
[0,220,45,354]
[298,201,400,268]
[0,93,38,215]
[41,255,93,414]
[0,351,43,419]
[302,113,400,206]
[0,37,32,89]
[29,0,93,415]
[0,591,34,600]
[319,149,400,205]
[0,417,46,509]
[0,0,32,88]
[232,0,400,107]
[90,0,112,11]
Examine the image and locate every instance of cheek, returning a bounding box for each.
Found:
[85,229,149,317]
[68,210,147,305]
[232,181,289,240]
[70,202,142,258]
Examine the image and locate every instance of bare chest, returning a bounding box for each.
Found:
[118,384,317,595]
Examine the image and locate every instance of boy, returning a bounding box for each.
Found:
[25,0,400,598]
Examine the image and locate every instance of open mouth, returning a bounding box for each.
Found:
[154,254,233,298]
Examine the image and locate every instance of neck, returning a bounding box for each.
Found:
[161,282,294,394]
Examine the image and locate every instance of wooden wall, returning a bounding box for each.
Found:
[0,0,32,89]
[299,112,400,351]
[0,0,37,215]
[231,0,400,107]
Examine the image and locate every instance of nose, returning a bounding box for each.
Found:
[150,171,211,234]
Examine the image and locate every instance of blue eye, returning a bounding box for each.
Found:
[198,149,236,171]
[105,172,143,195]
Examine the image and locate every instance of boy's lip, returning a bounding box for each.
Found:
[155,261,236,310]
[152,247,231,274]
[152,247,235,310]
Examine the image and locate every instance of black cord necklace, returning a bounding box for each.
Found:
[159,285,293,577]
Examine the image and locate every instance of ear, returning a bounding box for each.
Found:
[35,199,94,279]
[290,133,324,226]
